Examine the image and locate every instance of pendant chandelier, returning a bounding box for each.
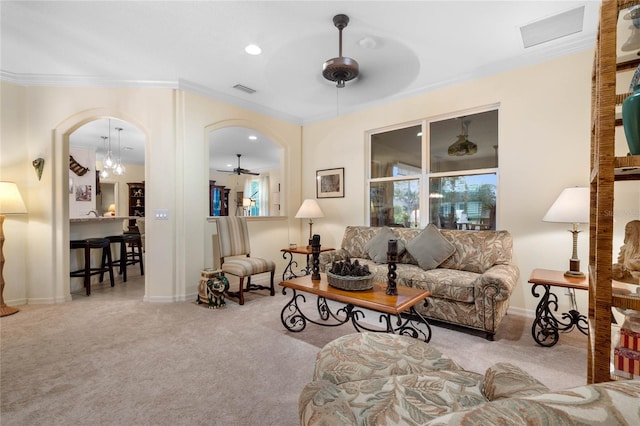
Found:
[112,127,126,176]
[103,119,115,169]
[99,136,110,179]
[447,118,478,157]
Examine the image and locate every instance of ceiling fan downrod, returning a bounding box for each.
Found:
[322,14,359,88]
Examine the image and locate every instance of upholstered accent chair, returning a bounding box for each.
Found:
[213,216,275,305]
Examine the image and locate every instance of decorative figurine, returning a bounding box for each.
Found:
[613,220,640,285]
[386,239,398,296]
[311,234,321,281]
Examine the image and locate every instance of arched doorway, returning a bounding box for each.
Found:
[51,110,149,301]
[67,118,146,296]
[208,125,283,217]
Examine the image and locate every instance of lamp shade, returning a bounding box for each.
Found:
[242,198,252,207]
[543,187,589,224]
[295,199,324,219]
[0,182,27,214]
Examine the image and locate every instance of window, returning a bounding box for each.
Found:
[367,108,498,230]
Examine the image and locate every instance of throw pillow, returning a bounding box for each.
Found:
[364,227,405,263]
[406,224,455,270]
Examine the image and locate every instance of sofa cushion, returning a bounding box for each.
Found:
[426,380,640,426]
[423,398,576,426]
[402,267,478,303]
[364,227,406,263]
[482,362,549,401]
[439,230,513,274]
[406,224,455,270]
[313,332,462,385]
[340,227,384,259]
[335,371,486,426]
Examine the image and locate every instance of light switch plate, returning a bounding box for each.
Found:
[154,209,169,220]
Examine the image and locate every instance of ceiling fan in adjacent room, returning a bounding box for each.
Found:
[448,118,478,157]
[217,154,259,176]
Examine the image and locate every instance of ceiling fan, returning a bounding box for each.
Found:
[448,118,478,157]
[322,14,359,88]
[217,154,259,176]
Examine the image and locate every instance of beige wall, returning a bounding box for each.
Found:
[302,49,639,316]
[0,84,301,304]
[2,49,638,315]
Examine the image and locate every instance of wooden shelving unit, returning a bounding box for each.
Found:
[127,182,145,231]
[588,0,640,384]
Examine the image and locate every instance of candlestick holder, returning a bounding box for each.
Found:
[311,234,321,280]
[386,239,398,295]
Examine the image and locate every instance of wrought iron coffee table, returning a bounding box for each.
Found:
[279,273,432,342]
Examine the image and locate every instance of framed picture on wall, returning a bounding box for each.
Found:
[316,167,344,198]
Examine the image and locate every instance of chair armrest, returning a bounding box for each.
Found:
[475,263,519,302]
[299,380,357,426]
[319,249,349,272]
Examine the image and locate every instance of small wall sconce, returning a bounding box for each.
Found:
[32,158,45,181]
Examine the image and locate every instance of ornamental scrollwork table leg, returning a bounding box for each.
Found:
[531,283,560,347]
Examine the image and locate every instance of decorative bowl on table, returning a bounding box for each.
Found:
[326,271,374,291]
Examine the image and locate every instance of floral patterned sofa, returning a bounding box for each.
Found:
[319,226,519,339]
[299,333,640,426]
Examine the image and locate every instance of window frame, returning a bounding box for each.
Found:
[366,104,500,229]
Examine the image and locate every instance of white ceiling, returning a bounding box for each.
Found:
[2,1,605,170]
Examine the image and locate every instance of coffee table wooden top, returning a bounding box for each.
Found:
[279,273,431,316]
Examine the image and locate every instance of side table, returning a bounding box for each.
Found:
[280,246,334,281]
[528,268,588,347]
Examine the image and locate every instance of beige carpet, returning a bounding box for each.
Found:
[0,272,587,426]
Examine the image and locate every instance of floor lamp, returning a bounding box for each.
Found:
[0,181,27,317]
[543,187,590,278]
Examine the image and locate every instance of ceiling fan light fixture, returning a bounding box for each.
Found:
[447,119,478,157]
[322,14,359,88]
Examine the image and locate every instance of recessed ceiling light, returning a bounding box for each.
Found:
[245,44,262,55]
[248,135,257,141]
[226,163,232,168]
[358,37,377,49]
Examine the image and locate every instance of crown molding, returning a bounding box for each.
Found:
[0,70,177,89]
[1,33,595,127]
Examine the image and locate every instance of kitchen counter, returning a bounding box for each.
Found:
[70,216,144,239]
[70,216,142,223]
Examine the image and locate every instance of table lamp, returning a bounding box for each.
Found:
[0,181,28,316]
[295,199,324,248]
[543,187,589,278]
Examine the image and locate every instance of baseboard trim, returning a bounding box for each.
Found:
[507,306,534,319]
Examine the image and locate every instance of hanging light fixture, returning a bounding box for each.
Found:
[112,127,126,176]
[103,120,115,169]
[447,118,478,157]
[99,136,110,179]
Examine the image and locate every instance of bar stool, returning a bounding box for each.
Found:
[105,233,144,282]
[70,238,115,295]
[124,233,144,276]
